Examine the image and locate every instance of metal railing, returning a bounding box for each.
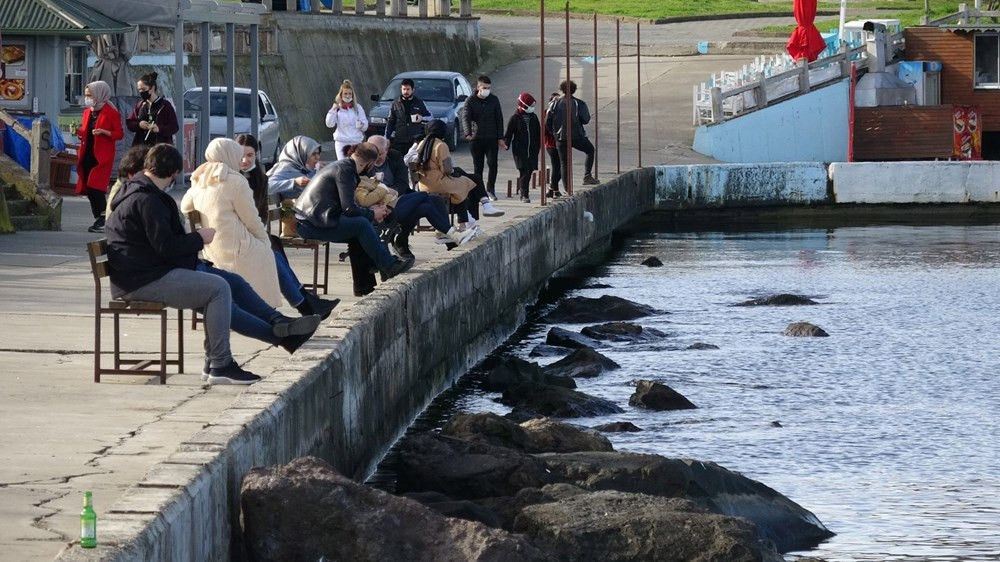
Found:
[272,0,473,18]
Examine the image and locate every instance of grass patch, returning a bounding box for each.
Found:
[460,0,934,20]
[754,2,963,33]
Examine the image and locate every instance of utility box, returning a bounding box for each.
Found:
[897,61,942,106]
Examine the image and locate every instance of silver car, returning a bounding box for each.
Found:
[183,87,281,165]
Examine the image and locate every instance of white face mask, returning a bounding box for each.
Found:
[242,162,256,173]
[525,106,535,114]
[84,97,95,107]
[342,96,353,104]
[478,88,491,98]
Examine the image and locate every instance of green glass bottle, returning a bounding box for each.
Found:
[80,491,97,549]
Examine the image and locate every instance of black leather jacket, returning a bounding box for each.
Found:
[293,158,374,227]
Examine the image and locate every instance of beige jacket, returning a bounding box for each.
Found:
[181,139,281,308]
[416,139,474,204]
[355,176,398,208]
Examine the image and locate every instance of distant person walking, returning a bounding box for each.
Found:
[76,80,124,233]
[461,75,506,201]
[503,92,541,203]
[326,79,368,159]
[126,71,179,147]
[545,80,598,189]
[385,78,433,154]
[543,92,563,198]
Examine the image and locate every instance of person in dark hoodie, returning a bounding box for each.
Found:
[385,78,433,154]
[503,92,541,203]
[106,145,320,385]
[461,75,506,201]
[545,80,599,189]
[125,71,179,147]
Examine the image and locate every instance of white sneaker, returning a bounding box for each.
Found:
[447,226,479,246]
[434,230,451,244]
[482,201,505,217]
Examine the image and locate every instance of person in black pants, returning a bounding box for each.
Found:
[503,92,541,203]
[385,78,433,155]
[545,80,599,189]
[461,75,506,201]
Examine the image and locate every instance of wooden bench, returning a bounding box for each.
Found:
[86,239,185,384]
[267,194,331,295]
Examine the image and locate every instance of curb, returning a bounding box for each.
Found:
[475,9,838,25]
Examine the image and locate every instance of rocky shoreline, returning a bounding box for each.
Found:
[240,292,834,561]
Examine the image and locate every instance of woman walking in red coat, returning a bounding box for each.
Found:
[77,80,124,233]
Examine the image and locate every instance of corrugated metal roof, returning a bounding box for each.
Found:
[0,0,133,36]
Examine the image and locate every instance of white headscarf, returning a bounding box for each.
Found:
[86,80,112,110]
[193,138,243,185]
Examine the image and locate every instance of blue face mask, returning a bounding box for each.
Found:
[525,106,535,114]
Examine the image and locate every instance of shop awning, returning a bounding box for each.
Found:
[0,0,133,37]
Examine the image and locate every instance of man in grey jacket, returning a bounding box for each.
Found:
[461,75,506,200]
[545,80,599,188]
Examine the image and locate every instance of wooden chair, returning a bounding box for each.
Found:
[87,239,184,384]
[185,210,207,331]
[268,194,330,294]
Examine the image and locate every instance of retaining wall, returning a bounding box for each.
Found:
[830,161,1000,204]
[58,169,654,562]
[654,162,831,209]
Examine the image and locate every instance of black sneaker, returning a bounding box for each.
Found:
[520,195,531,203]
[271,314,321,338]
[391,234,415,259]
[207,360,261,385]
[354,286,375,297]
[87,216,105,234]
[279,330,315,354]
[297,292,340,320]
[582,174,600,185]
[379,255,415,282]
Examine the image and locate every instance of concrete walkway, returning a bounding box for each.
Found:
[0,15,793,560]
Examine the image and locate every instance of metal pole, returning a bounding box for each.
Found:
[849,61,856,162]
[616,18,620,175]
[174,2,185,179]
[565,1,572,195]
[540,0,546,206]
[636,22,641,169]
[593,11,598,178]
[199,22,210,167]
[225,23,235,139]
[250,24,260,141]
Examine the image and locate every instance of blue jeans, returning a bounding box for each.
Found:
[195,263,282,345]
[273,249,305,307]
[393,192,450,233]
[298,216,395,271]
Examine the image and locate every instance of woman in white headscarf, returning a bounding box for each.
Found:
[182,138,282,307]
[76,80,123,233]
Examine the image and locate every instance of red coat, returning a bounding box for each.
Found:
[76,104,124,194]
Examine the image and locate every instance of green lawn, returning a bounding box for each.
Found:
[756,2,963,33]
[460,0,938,20]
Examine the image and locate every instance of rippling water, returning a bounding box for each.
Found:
[380,224,1000,561]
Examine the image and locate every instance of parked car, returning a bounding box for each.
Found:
[367,71,471,149]
[182,87,281,166]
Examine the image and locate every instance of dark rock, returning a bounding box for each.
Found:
[504,410,543,423]
[537,451,836,553]
[593,421,642,433]
[736,293,818,307]
[401,491,505,528]
[529,344,572,358]
[543,348,620,379]
[513,491,782,562]
[581,283,612,289]
[441,413,612,454]
[770,421,783,428]
[686,342,720,350]
[580,321,669,342]
[629,380,697,411]
[784,322,829,337]
[395,433,555,500]
[484,356,576,392]
[501,383,625,419]
[240,456,550,562]
[640,256,664,267]
[545,327,601,350]
[473,484,588,531]
[541,295,664,323]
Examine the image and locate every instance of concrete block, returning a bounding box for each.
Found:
[829,161,1000,203]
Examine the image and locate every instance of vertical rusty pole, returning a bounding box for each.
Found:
[540,0,547,206]
[565,1,573,195]
[636,22,642,168]
[616,18,621,175]
[593,11,598,179]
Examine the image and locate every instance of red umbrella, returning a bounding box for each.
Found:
[787,0,827,61]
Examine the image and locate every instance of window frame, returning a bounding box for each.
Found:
[973,32,1000,90]
[64,42,89,106]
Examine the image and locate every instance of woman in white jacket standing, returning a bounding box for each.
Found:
[182,138,282,308]
[326,79,368,159]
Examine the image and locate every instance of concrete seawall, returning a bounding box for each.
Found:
[58,170,653,562]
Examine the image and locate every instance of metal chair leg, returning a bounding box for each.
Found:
[159,311,167,385]
[177,309,185,373]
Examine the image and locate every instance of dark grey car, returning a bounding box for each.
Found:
[367,71,472,149]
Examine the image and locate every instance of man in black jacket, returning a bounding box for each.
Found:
[367,135,411,195]
[545,80,599,188]
[461,75,506,200]
[106,145,319,385]
[385,78,433,155]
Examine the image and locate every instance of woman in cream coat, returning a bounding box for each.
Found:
[182,138,282,307]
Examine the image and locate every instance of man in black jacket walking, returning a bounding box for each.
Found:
[545,80,599,189]
[461,75,506,201]
[385,78,433,155]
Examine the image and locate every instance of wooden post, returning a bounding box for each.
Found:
[439,0,451,17]
[390,0,401,16]
[376,0,386,15]
[356,0,365,15]
[419,0,428,18]
[311,0,320,13]
[333,0,343,15]
[798,58,810,94]
[959,3,969,25]
[30,118,52,190]
[460,0,472,17]
[756,81,768,109]
[710,86,724,123]
[507,179,513,198]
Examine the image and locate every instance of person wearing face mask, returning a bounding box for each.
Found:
[267,136,322,199]
[460,75,507,202]
[385,78,433,155]
[503,92,541,203]
[76,80,124,233]
[294,142,415,296]
[126,72,179,147]
[326,79,368,159]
